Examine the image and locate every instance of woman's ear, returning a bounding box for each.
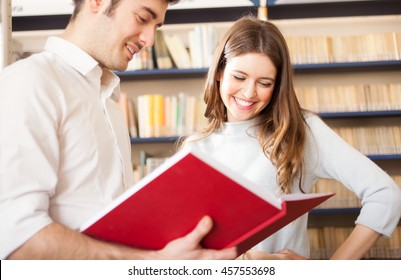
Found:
[216,70,222,82]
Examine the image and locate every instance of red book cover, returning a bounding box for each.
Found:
[80,146,334,256]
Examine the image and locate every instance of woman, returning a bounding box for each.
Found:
[181,16,401,259]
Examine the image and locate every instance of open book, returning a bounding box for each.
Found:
[80,146,334,256]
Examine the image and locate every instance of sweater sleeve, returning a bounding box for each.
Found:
[306,115,401,237]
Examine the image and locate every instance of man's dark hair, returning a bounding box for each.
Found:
[71,0,181,20]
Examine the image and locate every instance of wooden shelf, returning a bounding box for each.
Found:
[308,208,360,227]
[12,1,401,31]
[319,110,401,119]
[367,154,401,161]
[130,136,180,144]
[293,60,401,74]
[117,61,401,80]
[12,6,258,31]
[266,0,401,20]
[117,68,208,81]
[309,207,401,227]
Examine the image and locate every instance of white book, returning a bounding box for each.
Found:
[188,28,204,68]
[127,98,138,138]
[170,95,178,136]
[137,96,147,138]
[163,34,192,69]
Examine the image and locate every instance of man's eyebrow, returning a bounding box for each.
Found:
[142,6,157,19]
[142,6,164,27]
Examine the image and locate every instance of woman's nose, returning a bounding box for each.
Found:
[243,83,256,99]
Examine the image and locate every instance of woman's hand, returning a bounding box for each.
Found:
[239,249,308,260]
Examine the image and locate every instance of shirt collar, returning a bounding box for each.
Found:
[45,36,100,77]
[44,36,121,100]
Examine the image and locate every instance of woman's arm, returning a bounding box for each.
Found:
[241,224,381,260]
[330,224,380,259]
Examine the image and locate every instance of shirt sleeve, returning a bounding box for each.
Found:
[0,61,60,259]
[306,115,401,237]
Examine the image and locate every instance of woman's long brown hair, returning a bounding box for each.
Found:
[184,16,308,194]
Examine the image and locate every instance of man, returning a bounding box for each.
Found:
[0,0,236,260]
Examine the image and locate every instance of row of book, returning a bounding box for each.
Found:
[332,126,401,155]
[308,226,401,260]
[313,176,401,209]
[118,92,208,139]
[128,25,219,71]
[121,89,401,140]
[133,151,168,181]
[117,92,138,138]
[135,152,401,199]
[286,32,401,64]
[128,29,401,71]
[295,83,401,113]
[136,93,207,138]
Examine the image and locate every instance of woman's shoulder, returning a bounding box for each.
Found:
[184,132,210,143]
[303,111,327,129]
[181,133,212,150]
[303,111,319,122]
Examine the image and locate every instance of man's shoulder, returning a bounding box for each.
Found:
[3,51,54,73]
[1,51,64,84]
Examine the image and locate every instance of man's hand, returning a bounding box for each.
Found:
[154,216,237,260]
[7,217,237,260]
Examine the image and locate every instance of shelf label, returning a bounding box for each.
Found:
[12,0,254,16]
[12,0,73,17]
[272,0,374,4]
[168,0,254,10]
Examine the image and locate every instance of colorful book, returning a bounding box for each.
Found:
[80,146,334,256]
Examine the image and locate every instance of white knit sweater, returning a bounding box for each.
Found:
[185,114,401,257]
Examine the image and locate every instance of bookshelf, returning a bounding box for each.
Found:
[1,0,12,70]
[124,1,401,259]
[9,0,401,259]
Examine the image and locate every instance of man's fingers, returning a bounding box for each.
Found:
[184,216,213,245]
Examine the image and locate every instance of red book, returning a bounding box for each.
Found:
[80,146,334,256]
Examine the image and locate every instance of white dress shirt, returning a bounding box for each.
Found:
[0,37,135,259]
